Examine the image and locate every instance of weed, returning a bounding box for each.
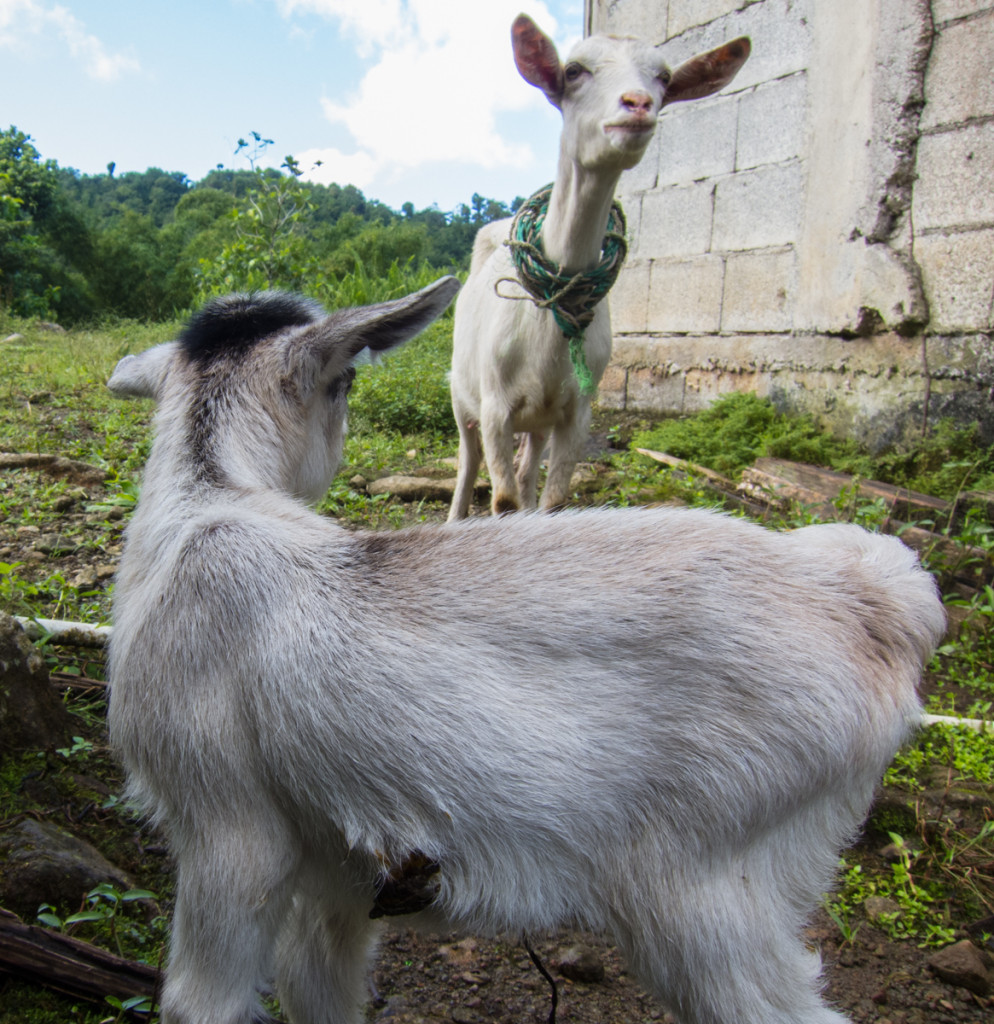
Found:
[37,883,164,960]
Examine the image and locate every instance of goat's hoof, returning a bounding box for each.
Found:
[493,496,520,516]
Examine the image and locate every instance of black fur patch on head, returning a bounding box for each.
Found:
[179,292,324,363]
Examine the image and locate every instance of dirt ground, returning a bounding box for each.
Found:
[1,450,992,1023]
[365,911,993,1024]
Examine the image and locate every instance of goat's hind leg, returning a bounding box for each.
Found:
[614,873,849,1024]
[275,886,382,1024]
[160,825,296,1024]
[448,414,483,521]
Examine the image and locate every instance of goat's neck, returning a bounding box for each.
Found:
[540,154,622,274]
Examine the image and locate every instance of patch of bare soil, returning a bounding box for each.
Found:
[365,907,993,1024]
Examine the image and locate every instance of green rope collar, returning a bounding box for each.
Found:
[499,183,628,396]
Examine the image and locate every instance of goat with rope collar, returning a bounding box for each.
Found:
[447,14,750,519]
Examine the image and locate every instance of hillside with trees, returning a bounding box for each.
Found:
[0,126,520,324]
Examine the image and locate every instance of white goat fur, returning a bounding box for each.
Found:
[107,278,944,1024]
[448,17,750,518]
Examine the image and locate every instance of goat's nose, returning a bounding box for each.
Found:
[621,91,653,115]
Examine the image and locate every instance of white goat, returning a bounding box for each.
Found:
[108,279,944,1024]
[448,16,750,518]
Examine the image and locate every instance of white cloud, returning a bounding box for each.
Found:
[0,0,140,81]
[295,146,380,189]
[281,0,570,190]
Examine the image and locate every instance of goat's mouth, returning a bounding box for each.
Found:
[603,120,656,142]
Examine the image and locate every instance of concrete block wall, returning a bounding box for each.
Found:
[589,0,994,445]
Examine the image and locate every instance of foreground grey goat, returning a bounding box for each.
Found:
[107,276,944,1024]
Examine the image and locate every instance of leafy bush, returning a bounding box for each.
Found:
[632,394,994,500]
[632,393,856,478]
[348,315,455,437]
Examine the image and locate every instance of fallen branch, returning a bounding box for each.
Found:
[0,452,108,488]
[0,907,159,1014]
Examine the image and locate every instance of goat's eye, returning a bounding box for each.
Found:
[327,366,356,401]
[658,69,672,87]
[564,62,586,83]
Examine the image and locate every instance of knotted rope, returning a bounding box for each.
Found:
[496,184,628,396]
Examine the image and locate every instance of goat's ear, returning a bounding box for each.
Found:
[295,275,461,390]
[107,342,177,402]
[512,13,564,107]
[662,37,750,107]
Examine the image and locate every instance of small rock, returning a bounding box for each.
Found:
[367,475,456,502]
[0,818,136,918]
[557,944,606,984]
[3,332,24,342]
[70,568,98,588]
[927,939,993,996]
[33,533,79,555]
[28,390,53,404]
[349,475,368,490]
[16,524,41,536]
[438,938,478,966]
[96,563,117,580]
[864,896,902,921]
[34,321,66,333]
[0,612,73,754]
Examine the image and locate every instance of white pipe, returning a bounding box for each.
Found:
[920,712,992,733]
[14,616,112,647]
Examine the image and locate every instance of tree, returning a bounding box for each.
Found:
[0,126,90,319]
[196,154,316,297]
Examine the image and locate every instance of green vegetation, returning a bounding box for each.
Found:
[632,392,994,499]
[0,125,520,326]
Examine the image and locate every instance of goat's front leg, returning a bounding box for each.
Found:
[515,431,547,510]
[160,825,295,1024]
[480,398,519,515]
[540,406,591,510]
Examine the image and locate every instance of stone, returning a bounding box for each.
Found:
[367,475,489,503]
[721,248,796,333]
[69,567,98,589]
[33,533,79,555]
[0,818,136,918]
[920,10,994,130]
[557,944,606,984]
[648,255,724,333]
[712,162,804,251]
[367,475,456,502]
[927,939,993,995]
[637,183,714,260]
[864,896,902,922]
[0,612,73,755]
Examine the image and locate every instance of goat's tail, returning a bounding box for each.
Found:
[792,523,946,683]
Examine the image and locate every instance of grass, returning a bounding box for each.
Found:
[632,392,994,500]
[0,316,992,1018]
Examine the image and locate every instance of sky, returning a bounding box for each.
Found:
[0,0,585,214]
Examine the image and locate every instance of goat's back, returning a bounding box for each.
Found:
[111,504,942,938]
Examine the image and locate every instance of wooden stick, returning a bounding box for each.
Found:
[0,908,159,1013]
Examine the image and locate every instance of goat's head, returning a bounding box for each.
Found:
[512,14,750,173]
[108,276,460,503]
